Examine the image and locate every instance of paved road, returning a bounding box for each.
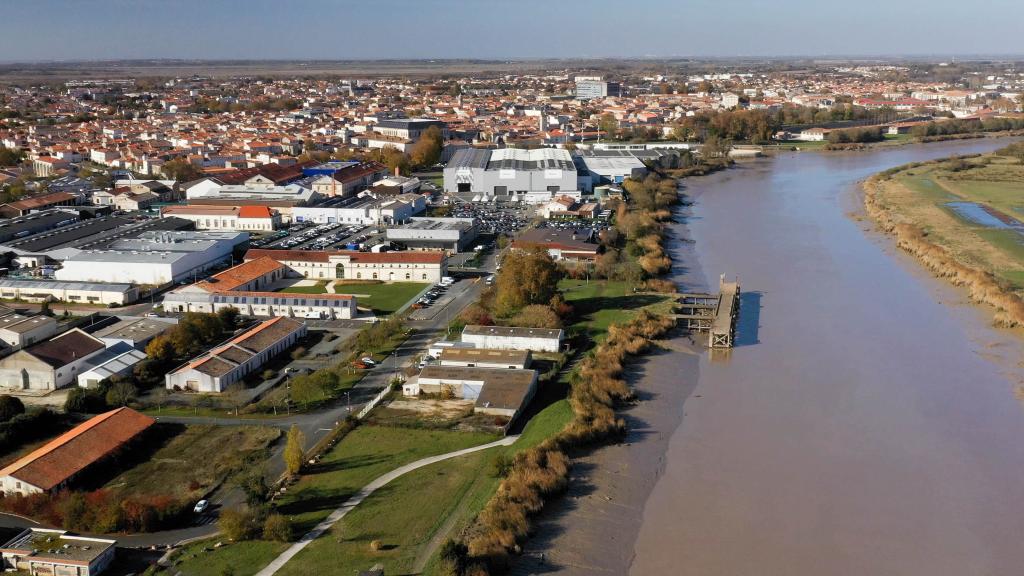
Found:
[255,435,518,576]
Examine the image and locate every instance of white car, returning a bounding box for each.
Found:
[360,357,376,366]
[193,500,209,514]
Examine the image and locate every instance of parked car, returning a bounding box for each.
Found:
[193,500,209,514]
[360,357,376,366]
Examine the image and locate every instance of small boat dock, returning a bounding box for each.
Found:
[673,275,741,348]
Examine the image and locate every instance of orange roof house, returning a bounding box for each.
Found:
[0,408,155,495]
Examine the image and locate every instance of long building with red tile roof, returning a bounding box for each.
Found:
[244,248,447,282]
[0,408,155,495]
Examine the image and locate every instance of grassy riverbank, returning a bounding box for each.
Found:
[863,142,1024,327]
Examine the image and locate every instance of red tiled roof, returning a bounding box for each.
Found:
[245,248,331,263]
[238,205,273,219]
[0,408,155,491]
[214,160,317,185]
[195,256,286,292]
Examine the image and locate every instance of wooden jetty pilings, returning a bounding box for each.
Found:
[672,275,741,348]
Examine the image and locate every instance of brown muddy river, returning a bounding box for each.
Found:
[630,140,1024,576]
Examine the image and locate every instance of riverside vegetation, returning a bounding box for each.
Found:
[437,170,683,575]
[864,141,1024,328]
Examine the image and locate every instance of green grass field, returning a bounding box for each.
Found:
[166,425,498,576]
[885,155,1024,289]
[334,282,429,315]
[559,279,667,341]
[277,281,328,294]
[279,447,500,576]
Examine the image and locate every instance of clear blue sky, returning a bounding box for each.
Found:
[5,0,1023,61]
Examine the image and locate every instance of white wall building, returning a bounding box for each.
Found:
[161,205,281,231]
[0,279,140,306]
[461,325,564,353]
[0,313,58,353]
[245,248,447,284]
[0,329,107,391]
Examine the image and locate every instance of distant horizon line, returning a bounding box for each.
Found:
[2,54,1024,66]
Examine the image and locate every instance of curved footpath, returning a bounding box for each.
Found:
[254,434,519,576]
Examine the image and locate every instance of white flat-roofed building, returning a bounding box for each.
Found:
[461,325,563,353]
[438,347,531,369]
[386,217,479,252]
[1,528,116,576]
[293,194,425,226]
[165,316,307,393]
[0,278,140,305]
[411,365,538,420]
[92,316,178,349]
[53,231,247,285]
[575,151,649,192]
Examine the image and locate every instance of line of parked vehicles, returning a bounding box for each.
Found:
[412,275,456,309]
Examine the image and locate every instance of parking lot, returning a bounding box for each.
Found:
[449,200,533,235]
[251,221,384,251]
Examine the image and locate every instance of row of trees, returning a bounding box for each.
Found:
[909,117,1024,139]
[826,126,885,145]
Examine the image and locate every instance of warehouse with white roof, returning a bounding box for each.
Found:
[444,148,578,203]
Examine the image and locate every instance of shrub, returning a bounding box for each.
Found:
[369,539,383,551]
[509,304,562,329]
[290,347,307,360]
[64,387,108,414]
[219,507,259,541]
[262,513,292,542]
[0,395,25,422]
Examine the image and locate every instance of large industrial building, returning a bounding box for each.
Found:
[53,230,248,285]
[574,150,649,192]
[444,148,578,203]
[292,193,426,226]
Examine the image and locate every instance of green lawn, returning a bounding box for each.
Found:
[163,540,289,576]
[334,282,429,315]
[167,425,498,576]
[279,447,501,576]
[559,279,667,341]
[277,281,328,294]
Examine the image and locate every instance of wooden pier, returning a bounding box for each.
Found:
[672,275,741,348]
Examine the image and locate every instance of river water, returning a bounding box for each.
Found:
[629,139,1024,576]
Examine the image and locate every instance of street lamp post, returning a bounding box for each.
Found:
[345,391,351,412]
